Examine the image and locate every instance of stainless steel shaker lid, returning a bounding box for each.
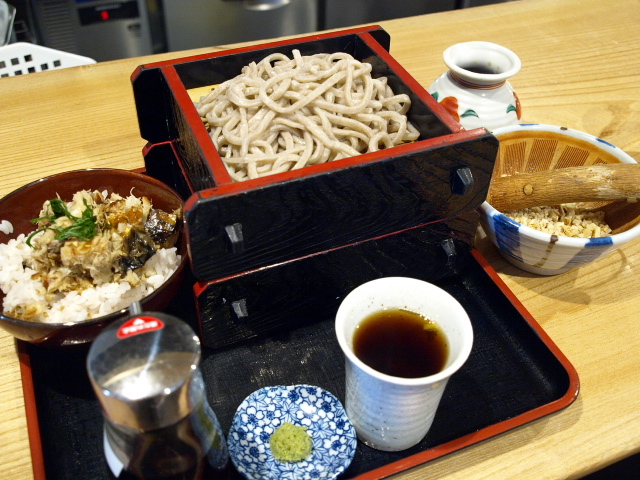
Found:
[87,303,203,431]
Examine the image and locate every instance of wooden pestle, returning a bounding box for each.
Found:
[488,163,640,211]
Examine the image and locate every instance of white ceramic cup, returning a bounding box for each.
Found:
[335,277,473,451]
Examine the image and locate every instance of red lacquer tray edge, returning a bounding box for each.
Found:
[17,339,46,480]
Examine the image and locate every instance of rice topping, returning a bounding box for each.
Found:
[0,190,182,323]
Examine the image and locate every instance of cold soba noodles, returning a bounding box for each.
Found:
[195,50,420,181]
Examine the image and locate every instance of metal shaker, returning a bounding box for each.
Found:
[87,303,228,480]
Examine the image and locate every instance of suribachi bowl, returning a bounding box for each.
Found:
[479,124,640,275]
[0,169,188,346]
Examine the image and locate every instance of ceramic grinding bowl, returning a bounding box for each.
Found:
[0,169,188,346]
[479,124,640,275]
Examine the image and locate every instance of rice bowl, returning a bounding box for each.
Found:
[0,169,187,346]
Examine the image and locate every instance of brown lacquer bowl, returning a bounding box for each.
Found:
[0,169,187,346]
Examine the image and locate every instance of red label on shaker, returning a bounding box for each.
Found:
[117,316,164,339]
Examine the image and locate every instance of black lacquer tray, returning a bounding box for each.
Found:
[18,250,579,480]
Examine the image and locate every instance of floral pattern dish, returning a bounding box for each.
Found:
[228,384,357,480]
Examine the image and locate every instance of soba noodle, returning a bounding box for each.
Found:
[195,50,420,182]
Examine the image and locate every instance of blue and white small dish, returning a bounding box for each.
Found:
[228,384,357,480]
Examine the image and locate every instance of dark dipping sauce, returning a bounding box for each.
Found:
[353,308,449,378]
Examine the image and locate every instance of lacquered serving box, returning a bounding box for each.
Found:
[131,26,499,348]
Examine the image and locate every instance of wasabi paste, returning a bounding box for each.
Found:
[269,422,313,462]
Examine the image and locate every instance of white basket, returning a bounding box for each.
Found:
[0,42,95,78]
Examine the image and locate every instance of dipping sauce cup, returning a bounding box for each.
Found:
[335,277,473,451]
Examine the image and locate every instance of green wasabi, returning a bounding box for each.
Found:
[269,422,313,462]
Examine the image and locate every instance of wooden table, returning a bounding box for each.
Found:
[1,0,639,478]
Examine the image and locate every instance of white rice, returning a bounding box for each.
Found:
[0,226,181,324]
[0,220,13,234]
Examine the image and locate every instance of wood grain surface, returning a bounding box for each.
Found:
[489,163,640,211]
[1,0,639,479]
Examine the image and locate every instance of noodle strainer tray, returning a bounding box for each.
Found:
[131,26,499,282]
